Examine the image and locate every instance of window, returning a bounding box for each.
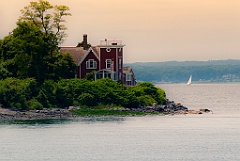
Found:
[106,59,112,69]
[126,74,132,81]
[86,59,97,69]
[106,48,111,52]
[119,58,122,69]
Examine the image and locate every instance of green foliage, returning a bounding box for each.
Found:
[85,71,95,81]
[0,78,166,110]
[19,0,71,43]
[76,41,91,48]
[0,1,75,83]
[35,80,56,108]
[138,95,156,106]
[78,93,95,106]
[121,90,139,108]
[0,78,37,110]
[128,82,166,106]
[51,53,76,80]
[0,22,76,83]
[1,1,169,112]
[0,63,12,79]
[54,79,166,108]
[157,88,166,104]
[28,99,43,110]
[36,89,51,108]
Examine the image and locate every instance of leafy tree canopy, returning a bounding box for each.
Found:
[0,1,76,82]
[19,0,71,43]
[76,41,91,48]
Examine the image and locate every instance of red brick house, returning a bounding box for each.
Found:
[60,35,136,86]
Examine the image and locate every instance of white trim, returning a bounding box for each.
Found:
[119,58,122,69]
[126,73,132,81]
[79,65,81,78]
[105,59,112,69]
[86,59,97,69]
[98,45,125,48]
[106,48,111,52]
[78,47,99,66]
[116,48,118,72]
[99,48,101,70]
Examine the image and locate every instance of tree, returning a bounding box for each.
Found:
[76,41,91,48]
[0,21,76,83]
[19,0,71,43]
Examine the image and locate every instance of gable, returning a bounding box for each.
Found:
[60,47,87,65]
[78,47,100,65]
[60,46,100,66]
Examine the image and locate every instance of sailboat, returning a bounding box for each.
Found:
[187,75,192,85]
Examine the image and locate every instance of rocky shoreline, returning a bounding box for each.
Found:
[124,99,212,115]
[0,108,76,121]
[0,100,212,121]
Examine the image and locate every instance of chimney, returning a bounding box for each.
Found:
[83,34,88,50]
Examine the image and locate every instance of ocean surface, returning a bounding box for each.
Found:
[0,83,240,161]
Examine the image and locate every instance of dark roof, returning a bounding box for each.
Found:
[60,46,100,65]
[91,46,100,58]
[60,47,87,64]
[123,66,136,79]
[123,66,132,73]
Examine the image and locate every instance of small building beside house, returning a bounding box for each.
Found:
[60,35,136,86]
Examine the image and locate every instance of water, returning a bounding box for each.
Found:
[0,83,240,161]
[159,83,240,116]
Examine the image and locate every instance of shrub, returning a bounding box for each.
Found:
[36,80,57,108]
[134,82,166,105]
[78,93,96,106]
[28,99,43,110]
[0,77,166,110]
[0,78,37,110]
[138,95,156,106]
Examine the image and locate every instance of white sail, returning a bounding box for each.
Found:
[187,75,192,85]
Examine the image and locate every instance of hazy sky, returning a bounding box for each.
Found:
[1,0,240,63]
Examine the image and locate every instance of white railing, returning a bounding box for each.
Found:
[99,39,122,45]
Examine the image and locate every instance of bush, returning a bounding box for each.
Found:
[78,93,95,106]
[36,80,57,108]
[28,99,43,110]
[134,82,166,105]
[0,78,37,110]
[0,77,166,110]
[138,95,156,106]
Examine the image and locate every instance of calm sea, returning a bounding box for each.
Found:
[0,83,240,161]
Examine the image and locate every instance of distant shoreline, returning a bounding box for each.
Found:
[155,81,240,84]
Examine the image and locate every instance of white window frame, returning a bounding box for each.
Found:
[106,48,111,52]
[106,59,112,69]
[86,59,97,69]
[119,58,122,69]
[126,73,132,81]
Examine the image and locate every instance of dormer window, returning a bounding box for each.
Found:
[86,59,97,69]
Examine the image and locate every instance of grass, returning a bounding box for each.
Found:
[72,109,159,116]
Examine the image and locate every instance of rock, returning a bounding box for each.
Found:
[68,106,80,110]
[0,108,76,121]
[187,110,199,114]
[199,108,211,113]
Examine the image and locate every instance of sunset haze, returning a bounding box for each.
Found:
[0,0,239,63]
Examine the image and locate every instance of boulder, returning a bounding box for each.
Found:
[199,108,211,113]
